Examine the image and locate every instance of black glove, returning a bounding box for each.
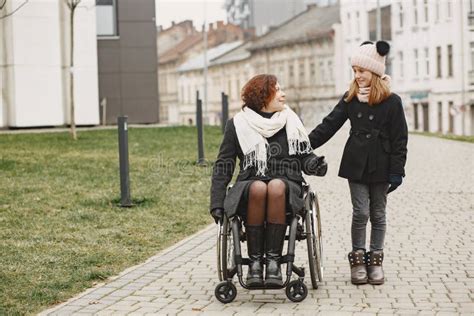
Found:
[305,155,328,176]
[210,208,224,224]
[387,174,403,194]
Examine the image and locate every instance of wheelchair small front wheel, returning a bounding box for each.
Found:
[285,280,308,302]
[215,281,237,304]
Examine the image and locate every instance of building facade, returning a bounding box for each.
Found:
[158,21,249,124]
[97,0,159,124]
[340,0,474,136]
[172,5,342,128]
[224,0,337,36]
[0,0,99,128]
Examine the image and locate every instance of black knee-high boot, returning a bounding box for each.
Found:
[264,223,287,287]
[245,225,264,287]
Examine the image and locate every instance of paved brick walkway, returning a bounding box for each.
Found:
[41,130,474,315]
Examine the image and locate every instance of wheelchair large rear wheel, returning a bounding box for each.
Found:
[217,215,234,281]
[305,191,324,289]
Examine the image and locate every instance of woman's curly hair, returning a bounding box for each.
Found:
[241,74,278,111]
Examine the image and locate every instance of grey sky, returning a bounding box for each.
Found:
[155,0,227,29]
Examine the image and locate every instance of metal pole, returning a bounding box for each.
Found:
[376,0,381,41]
[101,98,107,126]
[221,92,228,133]
[196,91,205,164]
[118,116,132,207]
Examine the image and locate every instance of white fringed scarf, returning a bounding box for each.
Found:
[233,105,312,176]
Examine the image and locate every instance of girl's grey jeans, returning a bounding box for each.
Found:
[348,181,389,252]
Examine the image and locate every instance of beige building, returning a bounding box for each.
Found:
[173,4,342,128]
[158,21,250,124]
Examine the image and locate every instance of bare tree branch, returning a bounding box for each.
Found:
[0,0,28,20]
[0,0,7,10]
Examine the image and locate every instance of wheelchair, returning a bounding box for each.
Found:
[215,183,324,303]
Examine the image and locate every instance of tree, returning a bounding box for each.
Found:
[65,0,81,140]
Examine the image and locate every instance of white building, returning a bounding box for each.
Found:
[339,0,474,136]
[0,0,99,128]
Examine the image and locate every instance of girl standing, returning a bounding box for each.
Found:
[308,41,408,285]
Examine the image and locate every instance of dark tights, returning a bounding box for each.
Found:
[246,179,286,225]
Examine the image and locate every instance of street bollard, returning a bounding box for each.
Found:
[196,91,205,164]
[221,92,228,134]
[118,116,132,207]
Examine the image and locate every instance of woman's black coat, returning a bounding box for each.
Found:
[210,118,318,212]
[308,93,408,183]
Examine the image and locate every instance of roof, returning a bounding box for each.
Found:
[248,5,340,51]
[210,41,252,66]
[159,34,203,64]
[178,41,243,72]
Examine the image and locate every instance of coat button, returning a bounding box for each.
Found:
[369,114,374,120]
[357,112,362,118]
[366,134,372,139]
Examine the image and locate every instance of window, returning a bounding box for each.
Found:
[413,0,418,25]
[328,60,333,81]
[399,51,404,78]
[414,49,419,77]
[436,46,442,78]
[471,42,474,71]
[399,2,404,28]
[424,48,429,76]
[319,61,325,82]
[356,11,360,34]
[447,0,452,19]
[96,0,118,37]
[348,58,352,80]
[310,62,316,80]
[437,101,443,132]
[423,0,429,23]
[448,101,454,133]
[289,64,294,86]
[447,44,453,77]
[299,60,305,84]
[435,0,440,21]
[346,12,351,36]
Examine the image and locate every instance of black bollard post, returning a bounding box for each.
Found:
[118,116,132,207]
[221,92,228,133]
[196,91,205,164]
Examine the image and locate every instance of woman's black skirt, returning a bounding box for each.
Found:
[223,177,304,219]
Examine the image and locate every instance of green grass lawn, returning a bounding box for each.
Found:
[0,126,222,315]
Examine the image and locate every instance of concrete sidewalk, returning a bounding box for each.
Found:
[41,132,474,315]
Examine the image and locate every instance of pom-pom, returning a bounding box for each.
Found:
[376,41,390,56]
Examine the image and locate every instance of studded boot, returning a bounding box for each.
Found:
[366,250,384,285]
[245,225,264,287]
[348,249,368,285]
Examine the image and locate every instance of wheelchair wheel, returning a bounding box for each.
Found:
[215,281,237,304]
[217,215,234,281]
[305,191,324,289]
[285,280,308,302]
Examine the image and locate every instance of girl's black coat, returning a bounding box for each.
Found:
[308,93,408,183]
[210,118,317,211]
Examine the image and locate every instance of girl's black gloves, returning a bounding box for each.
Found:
[387,174,403,194]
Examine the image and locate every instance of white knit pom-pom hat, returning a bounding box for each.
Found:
[351,41,390,77]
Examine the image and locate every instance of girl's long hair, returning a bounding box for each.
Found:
[344,74,391,106]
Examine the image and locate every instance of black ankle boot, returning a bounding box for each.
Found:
[245,225,264,287]
[264,223,287,287]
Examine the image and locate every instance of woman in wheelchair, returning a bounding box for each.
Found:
[210,74,327,288]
